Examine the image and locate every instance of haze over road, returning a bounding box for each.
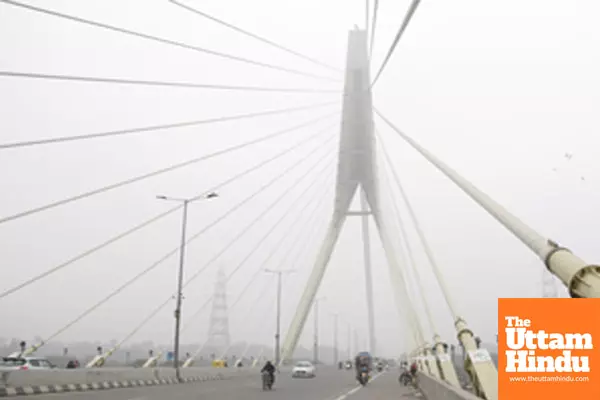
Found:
[27,369,417,400]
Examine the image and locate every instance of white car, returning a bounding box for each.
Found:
[0,357,55,370]
[292,361,316,378]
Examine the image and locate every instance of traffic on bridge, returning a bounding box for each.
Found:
[1,1,598,400]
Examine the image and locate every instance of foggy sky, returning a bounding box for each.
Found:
[1,0,599,358]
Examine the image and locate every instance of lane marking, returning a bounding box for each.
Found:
[331,372,384,400]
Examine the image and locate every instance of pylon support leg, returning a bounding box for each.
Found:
[359,189,376,355]
[280,213,346,363]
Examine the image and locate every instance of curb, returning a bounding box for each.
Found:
[0,373,225,397]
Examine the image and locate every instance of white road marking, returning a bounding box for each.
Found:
[331,372,384,400]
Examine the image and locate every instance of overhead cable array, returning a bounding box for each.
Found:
[371,0,421,86]
[0,116,338,300]
[168,0,342,73]
[373,177,427,348]
[374,125,461,318]
[0,71,341,93]
[377,142,436,338]
[0,0,339,82]
[89,147,337,358]
[20,133,337,356]
[0,101,337,150]
[368,0,379,59]
[182,174,333,337]
[160,137,336,302]
[226,173,334,304]
[0,108,338,225]
[189,173,333,359]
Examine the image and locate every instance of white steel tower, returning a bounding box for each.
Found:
[280,28,403,362]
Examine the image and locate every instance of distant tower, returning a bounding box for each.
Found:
[542,269,559,298]
[206,268,230,354]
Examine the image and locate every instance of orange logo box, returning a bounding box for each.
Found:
[498,298,600,400]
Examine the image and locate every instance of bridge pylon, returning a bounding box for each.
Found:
[279,28,380,363]
[279,28,447,372]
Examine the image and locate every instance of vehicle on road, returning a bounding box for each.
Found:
[344,361,352,370]
[354,351,372,385]
[262,370,274,390]
[0,357,55,370]
[399,367,416,387]
[358,365,370,386]
[292,361,316,378]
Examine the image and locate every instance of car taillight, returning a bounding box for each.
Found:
[20,366,29,370]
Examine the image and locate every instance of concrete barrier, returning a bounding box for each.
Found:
[3,367,218,387]
[0,367,264,397]
[417,372,483,400]
[2,366,267,388]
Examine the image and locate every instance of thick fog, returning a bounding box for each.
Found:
[1,0,598,361]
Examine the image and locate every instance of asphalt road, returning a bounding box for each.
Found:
[29,368,421,400]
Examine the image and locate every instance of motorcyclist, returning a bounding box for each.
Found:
[261,360,276,385]
[410,361,418,377]
[399,364,413,386]
[354,353,371,381]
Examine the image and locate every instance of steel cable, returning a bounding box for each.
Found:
[97,148,337,356]
[0,115,337,300]
[0,0,339,82]
[181,166,335,335]
[0,101,336,150]
[169,0,341,73]
[0,70,340,93]
[371,0,421,87]
[0,107,338,225]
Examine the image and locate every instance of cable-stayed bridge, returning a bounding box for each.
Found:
[1,1,598,399]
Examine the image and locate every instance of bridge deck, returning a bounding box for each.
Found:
[25,369,420,400]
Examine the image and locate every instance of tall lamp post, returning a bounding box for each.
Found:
[156,191,218,381]
[332,312,339,366]
[313,296,326,365]
[346,321,352,361]
[265,269,295,366]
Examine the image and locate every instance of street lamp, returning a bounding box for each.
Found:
[264,268,295,366]
[156,191,218,381]
[331,312,339,366]
[346,321,352,361]
[313,296,326,365]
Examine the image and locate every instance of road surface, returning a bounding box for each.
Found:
[29,368,421,399]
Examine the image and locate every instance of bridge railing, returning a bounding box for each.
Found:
[0,366,260,388]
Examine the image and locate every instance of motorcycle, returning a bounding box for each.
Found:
[262,371,274,390]
[399,370,413,386]
[376,364,383,372]
[358,366,370,386]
